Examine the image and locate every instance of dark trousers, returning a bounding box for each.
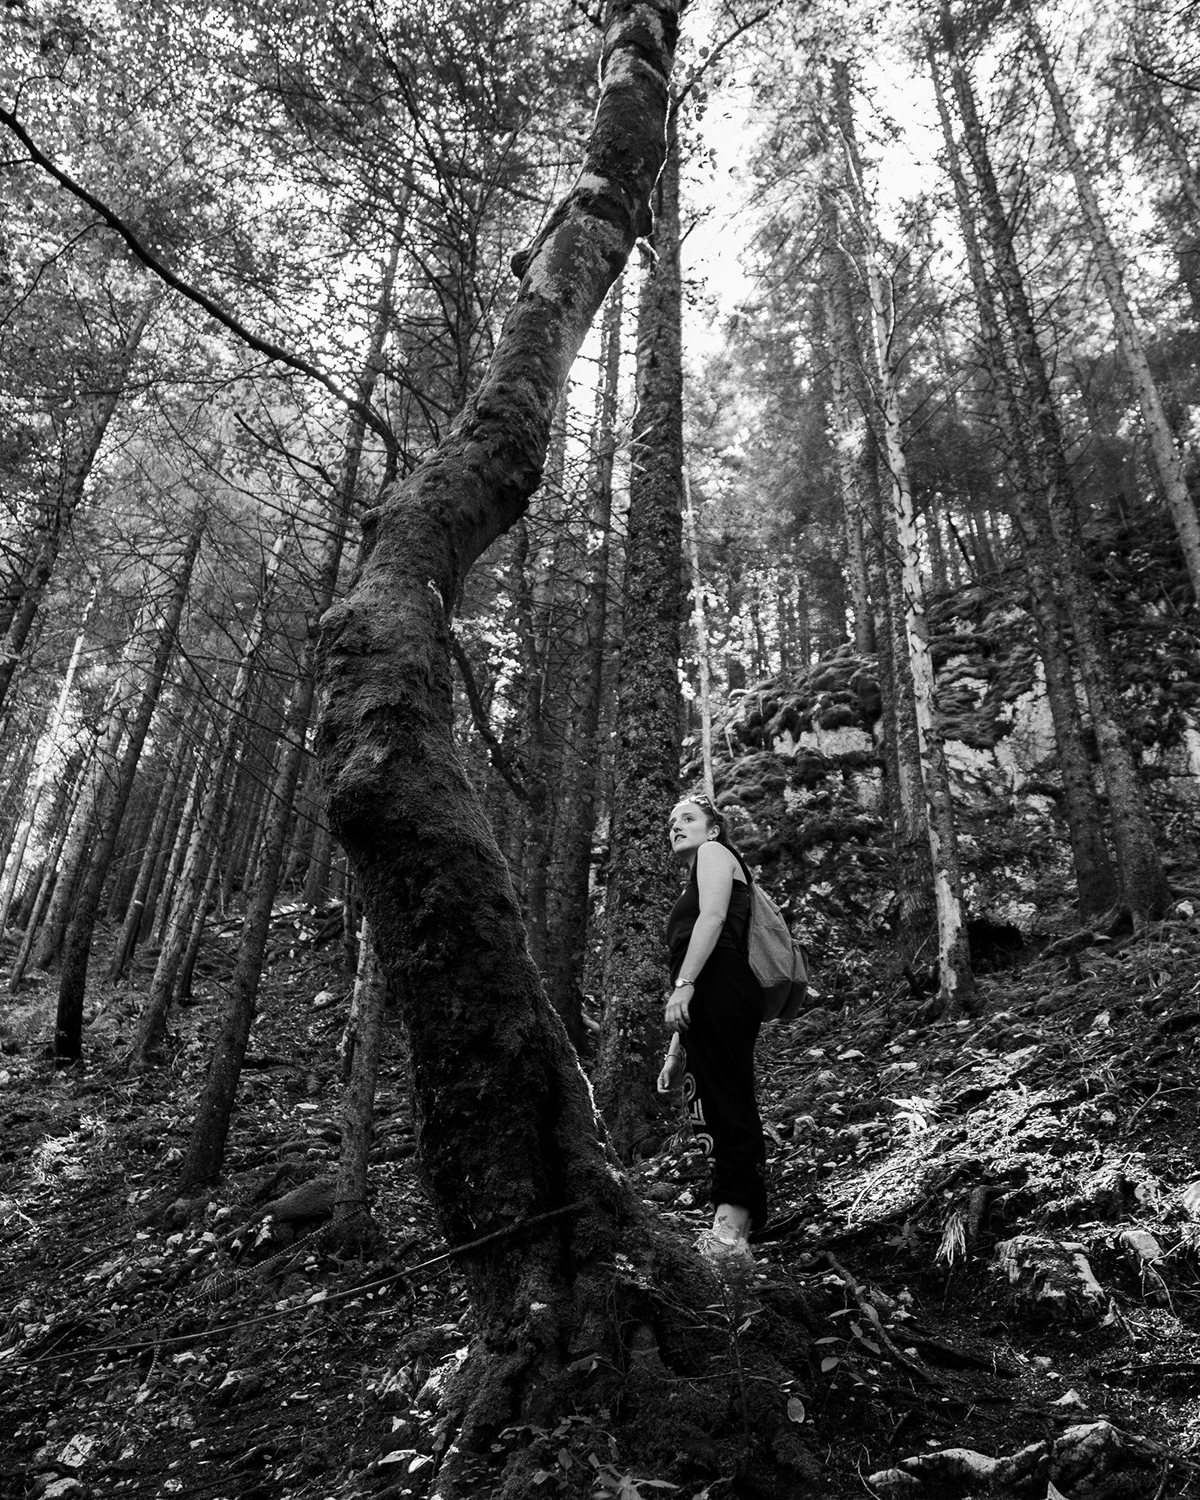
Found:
[682,945,767,1229]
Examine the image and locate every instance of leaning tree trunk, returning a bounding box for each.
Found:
[54,522,202,1061]
[593,109,686,1158]
[1021,0,1200,604]
[314,8,698,1491]
[928,44,1118,919]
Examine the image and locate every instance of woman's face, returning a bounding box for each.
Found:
[668,801,714,859]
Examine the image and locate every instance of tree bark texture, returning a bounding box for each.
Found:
[593,110,685,1159]
[315,9,684,1485]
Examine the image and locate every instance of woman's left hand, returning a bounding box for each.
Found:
[665,981,693,1031]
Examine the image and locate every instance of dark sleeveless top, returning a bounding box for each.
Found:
[666,863,751,982]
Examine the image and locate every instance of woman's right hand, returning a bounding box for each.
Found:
[657,1048,686,1094]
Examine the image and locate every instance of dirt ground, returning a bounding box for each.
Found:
[2,905,1199,1499]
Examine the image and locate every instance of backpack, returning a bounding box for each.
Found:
[734,854,812,1022]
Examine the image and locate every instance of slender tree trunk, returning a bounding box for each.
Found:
[594,110,686,1158]
[1021,1,1200,601]
[33,667,134,970]
[0,591,95,935]
[132,534,287,1066]
[822,166,935,953]
[303,821,334,908]
[928,45,1118,919]
[108,727,191,981]
[9,749,92,989]
[315,11,683,1486]
[180,235,395,1185]
[941,4,1171,920]
[544,277,624,1048]
[333,920,387,1230]
[864,257,974,1013]
[839,67,974,1014]
[0,301,155,714]
[683,468,715,797]
[53,524,202,1059]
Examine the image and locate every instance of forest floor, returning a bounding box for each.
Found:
[1,904,1199,1500]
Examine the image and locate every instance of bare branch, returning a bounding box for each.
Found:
[0,104,397,455]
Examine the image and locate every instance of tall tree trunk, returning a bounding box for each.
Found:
[314,10,681,1487]
[54,522,203,1060]
[837,61,974,1014]
[0,300,155,714]
[928,44,1118,919]
[108,726,192,982]
[9,748,92,990]
[863,242,974,1014]
[683,468,715,797]
[0,589,95,935]
[33,644,142,971]
[544,277,624,1048]
[941,3,1171,921]
[180,236,395,1186]
[332,920,387,1232]
[822,168,934,954]
[594,109,686,1158]
[1021,1,1200,601]
[132,534,287,1066]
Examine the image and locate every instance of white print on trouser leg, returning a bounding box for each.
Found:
[683,1072,714,1157]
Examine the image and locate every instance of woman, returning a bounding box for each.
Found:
[658,793,767,1256]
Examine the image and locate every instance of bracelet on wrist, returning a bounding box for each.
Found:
[674,977,694,988]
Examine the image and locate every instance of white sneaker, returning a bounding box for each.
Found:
[698,1225,754,1269]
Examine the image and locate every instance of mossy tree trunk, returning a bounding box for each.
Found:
[593,110,685,1159]
[313,10,732,1491]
